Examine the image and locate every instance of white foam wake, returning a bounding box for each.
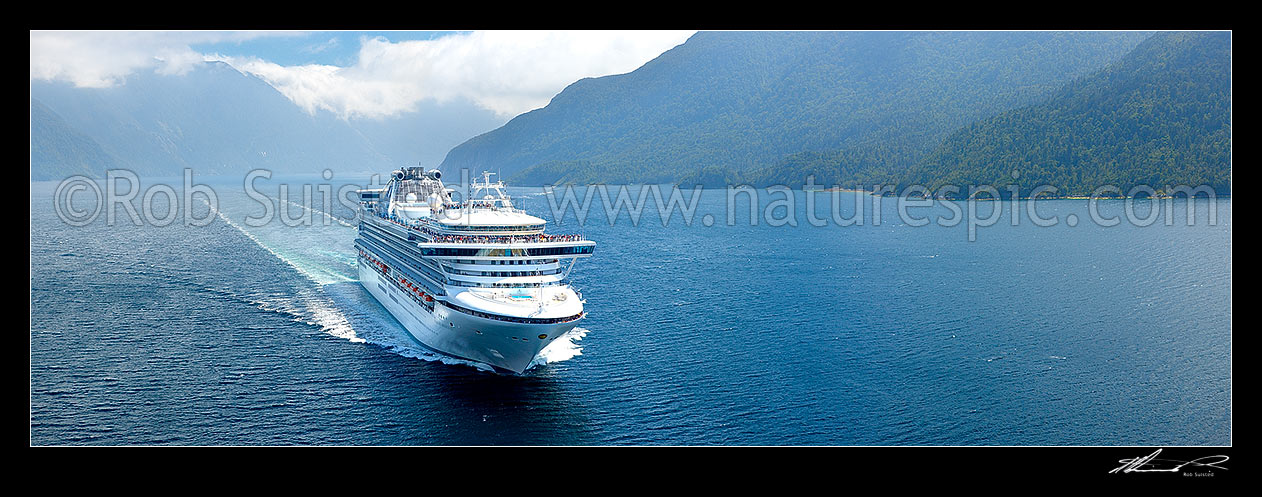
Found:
[206,198,352,285]
[283,198,356,228]
[529,327,589,368]
[205,198,363,343]
[373,338,498,373]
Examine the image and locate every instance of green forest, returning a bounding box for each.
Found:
[899,31,1231,197]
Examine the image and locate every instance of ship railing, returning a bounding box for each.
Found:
[446,201,527,214]
[442,300,585,325]
[423,232,585,244]
[373,212,583,244]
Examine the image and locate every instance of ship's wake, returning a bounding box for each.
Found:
[531,327,588,368]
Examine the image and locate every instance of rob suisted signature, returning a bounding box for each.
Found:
[1109,448,1229,475]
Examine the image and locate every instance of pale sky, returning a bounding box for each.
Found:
[30,30,696,119]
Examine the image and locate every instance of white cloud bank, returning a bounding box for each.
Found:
[29,30,300,88]
[31,30,695,119]
[212,31,694,119]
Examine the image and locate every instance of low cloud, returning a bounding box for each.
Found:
[32,30,694,120]
[30,31,300,88]
[213,31,694,119]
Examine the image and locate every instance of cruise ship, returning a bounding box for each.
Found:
[354,167,595,373]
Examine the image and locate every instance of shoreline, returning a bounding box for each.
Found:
[807,187,1229,200]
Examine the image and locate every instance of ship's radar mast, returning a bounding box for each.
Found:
[469,171,516,211]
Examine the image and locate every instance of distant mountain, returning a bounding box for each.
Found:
[31,62,388,177]
[438,31,1152,185]
[29,61,507,180]
[901,31,1231,196]
[346,101,507,172]
[30,99,119,180]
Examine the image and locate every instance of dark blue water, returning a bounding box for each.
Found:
[29,176,1232,445]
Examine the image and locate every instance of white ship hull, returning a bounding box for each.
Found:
[359,262,578,373]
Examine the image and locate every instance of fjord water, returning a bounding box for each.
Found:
[29,176,1231,445]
